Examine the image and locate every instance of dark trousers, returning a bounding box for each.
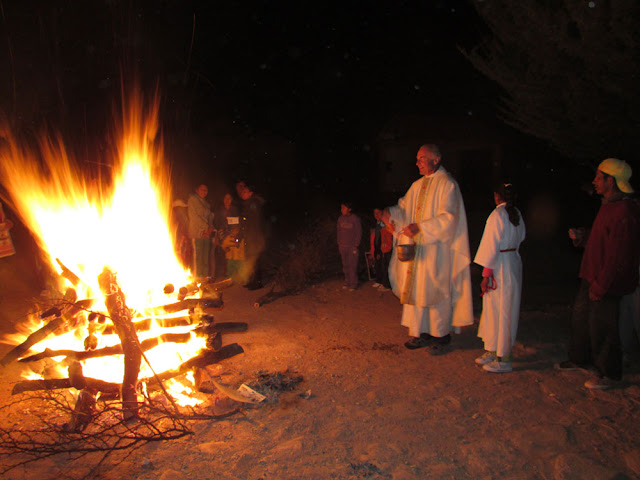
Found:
[375,251,391,288]
[339,245,359,289]
[569,280,623,380]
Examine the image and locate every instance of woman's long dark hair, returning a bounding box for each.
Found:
[495,182,520,227]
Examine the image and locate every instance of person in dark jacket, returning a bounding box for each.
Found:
[557,158,640,389]
[236,181,267,290]
[337,201,362,291]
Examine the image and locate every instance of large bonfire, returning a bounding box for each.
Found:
[0,91,242,409]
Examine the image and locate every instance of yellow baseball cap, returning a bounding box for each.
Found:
[598,158,634,193]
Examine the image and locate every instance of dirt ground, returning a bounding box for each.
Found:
[1,245,640,480]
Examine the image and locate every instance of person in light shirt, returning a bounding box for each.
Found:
[188,184,214,282]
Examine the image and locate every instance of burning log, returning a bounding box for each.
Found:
[11,343,244,396]
[97,267,142,422]
[0,292,93,366]
[11,377,121,395]
[19,332,194,363]
[55,258,81,286]
[0,316,64,367]
[144,343,244,386]
[101,316,193,335]
[147,297,224,315]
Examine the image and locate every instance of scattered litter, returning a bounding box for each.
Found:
[300,389,312,399]
[238,384,266,403]
[211,378,260,404]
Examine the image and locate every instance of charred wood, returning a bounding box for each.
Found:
[11,377,120,395]
[0,316,64,367]
[68,361,86,390]
[19,332,193,363]
[64,388,97,432]
[56,258,81,286]
[97,267,141,422]
[194,322,248,336]
[101,316,193,335]
[144,343,244,386]
[150,297,224,314]
[14,344,244,394]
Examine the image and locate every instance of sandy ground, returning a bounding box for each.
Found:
[1,247,640,480]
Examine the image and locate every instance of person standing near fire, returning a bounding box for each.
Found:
[557,158,640,389]
[474,182,526,373]
[370,208,393,291]
[215,192,242,282]
[337,201,362,291]
[236,181,267,290]
[188,184,214,282]
[382,144,473,354]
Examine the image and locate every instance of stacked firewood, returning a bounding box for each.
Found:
[0,266,246,430]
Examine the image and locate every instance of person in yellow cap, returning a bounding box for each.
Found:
[557,158,640,389]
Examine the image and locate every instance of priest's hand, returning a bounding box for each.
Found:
[402,223,420,237]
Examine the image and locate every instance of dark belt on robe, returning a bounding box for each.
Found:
[500,248,516,252]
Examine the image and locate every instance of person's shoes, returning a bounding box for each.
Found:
[372,282,381,288]
[378,285,390,291]
[475,351,497,366]
[404,335,433,350]
[584,376,620,390]
[482,360,513,373]
[426,334,451,356]
[342,285,349,290]
[554,361,587,372]
[347,287,356,292]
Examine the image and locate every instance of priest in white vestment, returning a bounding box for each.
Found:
[383,144,473,353]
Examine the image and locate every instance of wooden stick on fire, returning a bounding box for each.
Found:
[97,267,142,422]
[0,293,94,367]
[10,343,244,396]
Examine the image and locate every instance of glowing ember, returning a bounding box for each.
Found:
[0,94,213,406]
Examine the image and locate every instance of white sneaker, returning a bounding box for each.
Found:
[475,352,496,365]
[378,285,390,291]
[372,283,381,288]
[482,360,513,373]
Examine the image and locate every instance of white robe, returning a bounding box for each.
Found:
[474,203,526,357]
[387,167,474,336]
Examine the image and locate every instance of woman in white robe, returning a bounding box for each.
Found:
[474,183,526,373]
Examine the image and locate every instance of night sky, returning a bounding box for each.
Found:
[0,1,549,218]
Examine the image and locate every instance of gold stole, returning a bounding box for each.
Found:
[400,176,431,304]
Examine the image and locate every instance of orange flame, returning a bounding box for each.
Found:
[0,93,207,405]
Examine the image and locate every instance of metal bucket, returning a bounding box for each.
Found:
[397,243,416,262]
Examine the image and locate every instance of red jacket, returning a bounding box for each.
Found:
[370,223,393,254]
[580,197,640,297]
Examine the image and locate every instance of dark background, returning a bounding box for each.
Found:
[0,0,599,268]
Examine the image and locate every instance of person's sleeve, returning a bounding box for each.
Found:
[474,209,502,269]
